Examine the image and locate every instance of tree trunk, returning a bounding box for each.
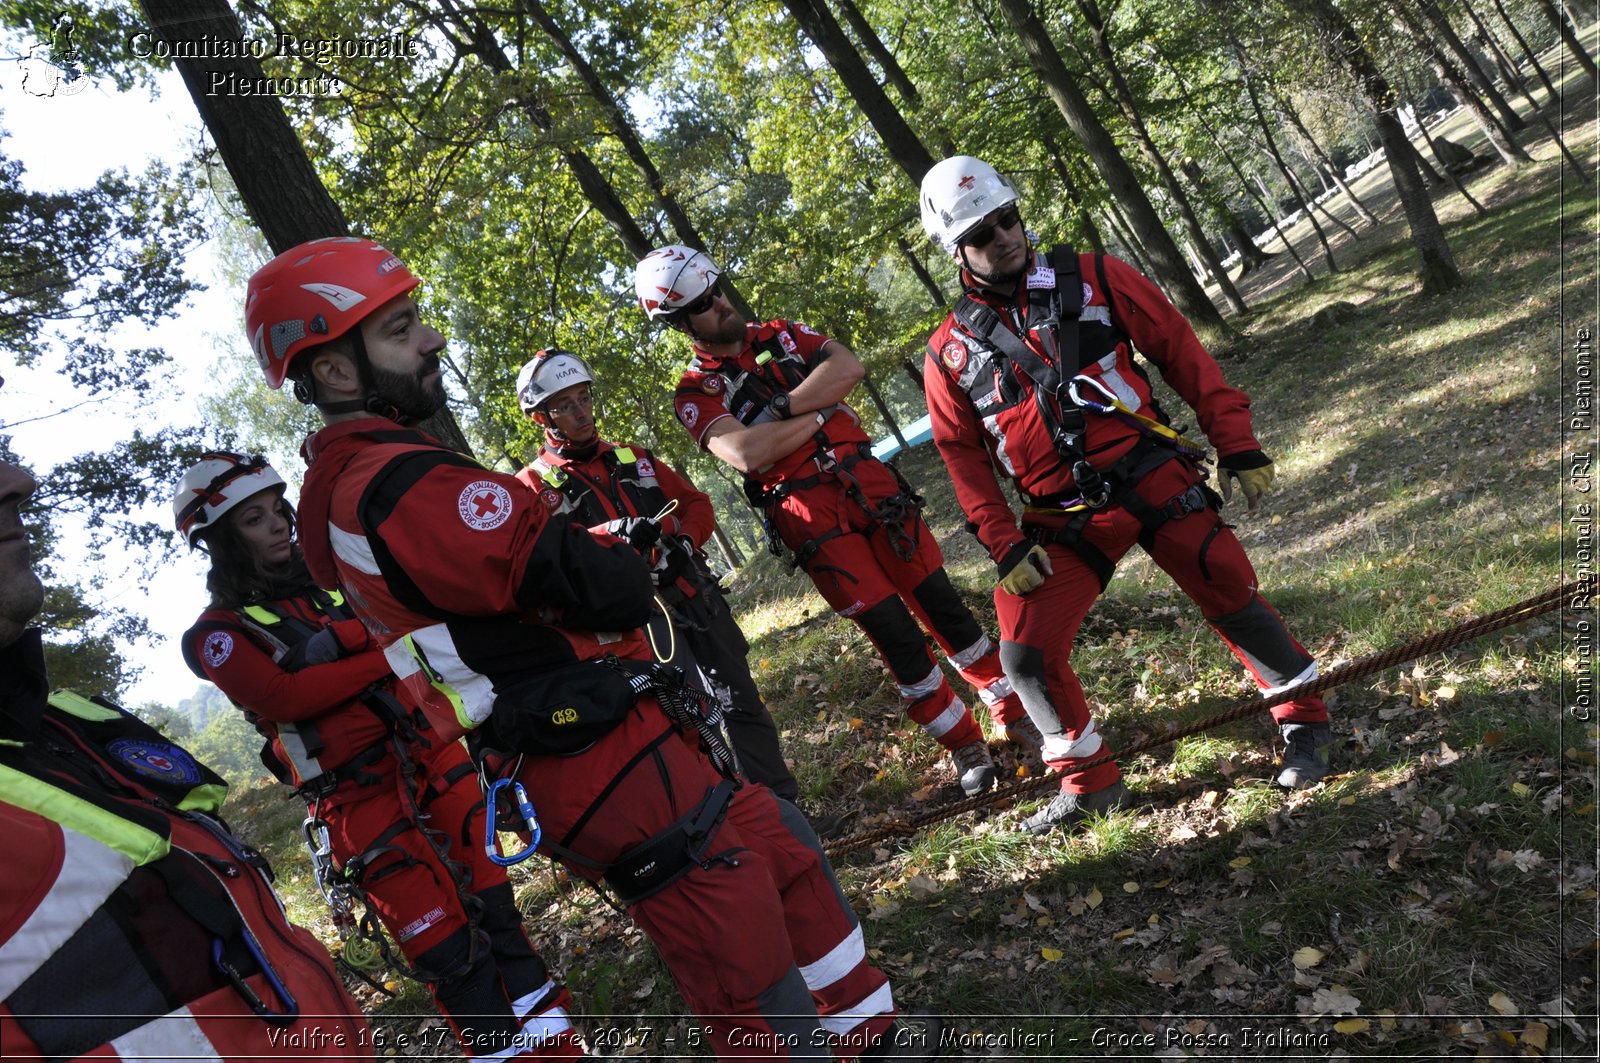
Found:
[897,236,948,308]
[1041,127,1107,254]
[710,521,744,571]
[1533,0,1600,86]
[779,0,936,182]
[1487,0,1562,101]
[1100,203,1157,277]
[1284,0,1461,292]
[139,0,472,455]
[1414,0,1528,131]
[859,373,908,451]
[520,0,757,321]
[1076,0,1248,315]
[1234,39,1340,272]
[1277,101,1382,225]
[833,0,920,107]
[1395,3,1531,165]
[1152,33,1313,281]
[990,0,1230,337]
[1457,0,1543,96]
[1485,0,1595,180]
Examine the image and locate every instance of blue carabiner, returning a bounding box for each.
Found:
[484,778,542,866]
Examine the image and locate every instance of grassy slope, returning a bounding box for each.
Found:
[216,106,1596,1059]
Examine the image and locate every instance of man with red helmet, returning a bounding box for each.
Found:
[511,348,809,812]
[634,245,1040,799]
[174,452,582,1060]
[246,237,941,1061]
[917,156,1334,834]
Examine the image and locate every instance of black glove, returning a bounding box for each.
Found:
[279,627,343,672]
[603,516,662,551]
[651,535,693,587]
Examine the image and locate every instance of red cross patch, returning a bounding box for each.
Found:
[940,339,968,372]
[458,480,514,531]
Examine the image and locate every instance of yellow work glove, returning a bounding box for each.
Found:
[1219,454,1276,512]
[997,542,1053,596]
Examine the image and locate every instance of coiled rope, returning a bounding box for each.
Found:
[823,581,1586,859]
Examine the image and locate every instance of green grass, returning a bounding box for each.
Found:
[215,99,1597,1057]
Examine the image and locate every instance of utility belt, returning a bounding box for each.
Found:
[294,738,396,800]
[1021,444,1219,589]
[745,444,925,568]
[599,778,738,905]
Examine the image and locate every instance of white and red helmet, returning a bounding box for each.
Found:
[516,348,594,414]
[919,156,1021,254]
[172,452,286,547]
[244,237,421,389]
[633,244,721,320]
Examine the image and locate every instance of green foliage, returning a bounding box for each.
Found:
[186,704,274,789]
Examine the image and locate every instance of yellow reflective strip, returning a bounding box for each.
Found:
[242,604,281,625]
[613,446,635,464]
[324,588,346,607]
[177,782,229,814]
[46,690,120,722]
[0,763,169,866]
[402,634,474,733]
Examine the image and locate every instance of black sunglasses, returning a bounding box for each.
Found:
[682,281,723,317]
[959,207,1022,250]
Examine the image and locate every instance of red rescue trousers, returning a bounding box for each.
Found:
[997,458,1327,794]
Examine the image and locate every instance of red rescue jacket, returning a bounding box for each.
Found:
[296,418,655,741]
[925,251,1260,563]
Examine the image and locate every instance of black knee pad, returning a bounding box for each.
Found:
[998,640,1066,735]
[910,570,984,648]
[854,597,937,683]
[1207,597,1313,687]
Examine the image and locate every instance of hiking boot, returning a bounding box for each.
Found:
[1021,780,1131,835]
[950,740,996,796]
[858,1013,945,1061]
[992,714,1044,753]
[1277,722,1334,788]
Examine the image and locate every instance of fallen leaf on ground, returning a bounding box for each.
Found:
[1041,947,1063,962]
[1333,1018,1371,1034]
[1085,887,1103,909]
[1488,991,1519,1016]
[1293,946,1326,970]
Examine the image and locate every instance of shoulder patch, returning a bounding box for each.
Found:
[681,405,700,429]
[702,375,724,395]
[777,330,798,354]
[202,630,234,668]
[939,338,968,373]
[795,322,821,337]
[636,457,656,477]
[539,488,564,512]
[106,738,203,786]
[458,480,514,531]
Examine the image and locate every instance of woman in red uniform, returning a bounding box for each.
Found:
[175,452,583,1061]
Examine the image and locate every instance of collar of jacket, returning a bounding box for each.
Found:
[298,416,441,589]
[0,628,50,738]
[543,435,605,464]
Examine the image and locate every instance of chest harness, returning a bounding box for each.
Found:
[187,589,485,992]
[948,246,1215,589]
[702,335,924,569]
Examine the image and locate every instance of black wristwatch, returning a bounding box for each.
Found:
[770,393,792,419]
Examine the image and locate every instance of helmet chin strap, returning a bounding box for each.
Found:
[310,328,411,424]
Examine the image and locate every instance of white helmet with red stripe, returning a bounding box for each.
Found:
[919,156,1021,253]
[172,452,286,547]
[633,244,721,320]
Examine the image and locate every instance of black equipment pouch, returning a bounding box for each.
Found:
[486,661,638,756]
[601,779,739,905]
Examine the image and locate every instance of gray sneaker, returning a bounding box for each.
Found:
[950,740,996,795]
[1278,722,1334,788]
[993,714,1045,753]
[1021,780,1131,834]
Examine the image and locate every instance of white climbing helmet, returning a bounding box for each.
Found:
[516,348,594,414]
[919,156,1021,254]
[633,244,722,320]
[172,452,286,548]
